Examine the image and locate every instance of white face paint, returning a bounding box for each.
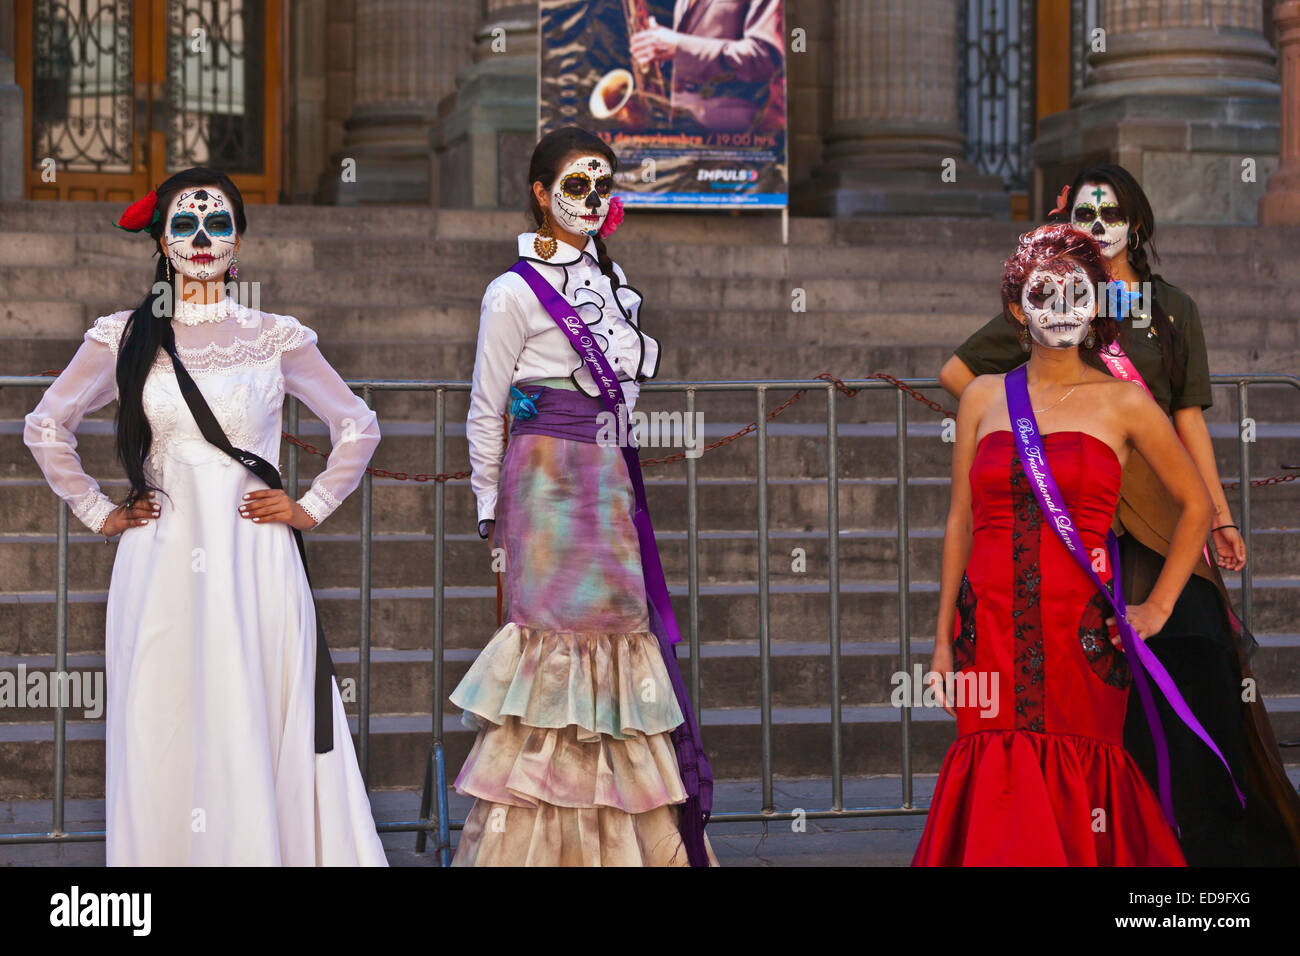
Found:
[164,186,237,281]
[549,155,613,237]
[1070,181,1129,260]
[1020,265,1096,350]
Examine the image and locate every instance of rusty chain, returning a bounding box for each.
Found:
[13,368,1297,487]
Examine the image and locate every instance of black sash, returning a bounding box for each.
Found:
[160,327,336,753]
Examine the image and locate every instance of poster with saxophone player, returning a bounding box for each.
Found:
[538,0,787,208]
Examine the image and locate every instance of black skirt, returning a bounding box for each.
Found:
[1120,535,1300,866]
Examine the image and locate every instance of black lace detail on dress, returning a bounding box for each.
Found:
[1077,586,1132,689]
[1010,444,1045,732]
[954,572,977,672]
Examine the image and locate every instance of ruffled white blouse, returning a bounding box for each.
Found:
[467,233,661,522]
[24,297,380,533]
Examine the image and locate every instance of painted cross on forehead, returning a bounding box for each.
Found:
[165,187,237,281]
[1071,181,1129,260]
[550,154,614,237]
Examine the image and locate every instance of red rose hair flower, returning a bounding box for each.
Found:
[598,195,624,239]
[116,190,159,233]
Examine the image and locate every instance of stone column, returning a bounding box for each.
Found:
[1260,1,1300,223]
[329,0,475,204]
[431,0,538,210]
[1033,0,1280,223]
[794,0,1006,217]
[0,1,23,200]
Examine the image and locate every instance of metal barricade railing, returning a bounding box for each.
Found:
[1,373,1296,856]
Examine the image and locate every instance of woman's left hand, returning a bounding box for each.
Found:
[239,489,318,531]
[1212,524,1247,571]
[1106,602,1169,649]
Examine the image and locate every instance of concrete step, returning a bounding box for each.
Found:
[4,575,1298,656]
[7,524,1300,594]
[4,694,1297,797]
[7,635,1300,725]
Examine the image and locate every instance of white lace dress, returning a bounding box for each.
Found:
[23,297,387,866]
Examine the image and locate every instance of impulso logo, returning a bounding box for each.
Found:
[697,168,758,191]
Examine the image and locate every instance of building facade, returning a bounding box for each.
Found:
[3,0,1297,223]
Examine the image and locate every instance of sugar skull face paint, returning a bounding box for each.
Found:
[1020,264,1096,349]
[164,187,237,281]
[1071,181,1129,260]
[550,155,613,237]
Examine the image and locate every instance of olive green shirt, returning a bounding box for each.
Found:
[953,275,1213,414]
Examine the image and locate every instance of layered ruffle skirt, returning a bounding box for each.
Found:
[450,433,713,866]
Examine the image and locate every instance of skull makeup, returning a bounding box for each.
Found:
[550,155,613,237]
[164,187,238,281]
[1020,264,1096,350]
[1070,182,1129,260]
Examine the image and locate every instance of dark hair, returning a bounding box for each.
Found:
[527,126,620,287]
[1001,224,1118,352]
[1049,163,1179,376]
[115,167,247,509]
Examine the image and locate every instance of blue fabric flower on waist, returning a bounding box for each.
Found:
[510,386,541,420]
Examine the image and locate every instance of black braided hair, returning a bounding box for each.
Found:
[527,126,621,289]
[115,167,247,509]
[1052,163,1180,379]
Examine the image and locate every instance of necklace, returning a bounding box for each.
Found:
[1031,374,1086,414]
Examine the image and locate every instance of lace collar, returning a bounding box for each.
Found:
[174,296,240,326]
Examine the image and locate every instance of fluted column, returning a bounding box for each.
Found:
[430,0,539,209]
[1260,1,1300,223]
[1032,0,1280,223]
[332,0,475,204]
[1079,0,1278,101]
[796,0,1006,217]
[0,1,21,200]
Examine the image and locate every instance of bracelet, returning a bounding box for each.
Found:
[1210,523,1238,532]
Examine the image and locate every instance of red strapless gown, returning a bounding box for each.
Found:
[912,431,1186,866]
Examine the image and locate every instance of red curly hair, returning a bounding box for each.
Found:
[1001,224,1117,351]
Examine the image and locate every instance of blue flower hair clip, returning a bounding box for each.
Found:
[509,386,540,420]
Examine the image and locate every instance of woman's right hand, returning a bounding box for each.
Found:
[100,493,159,538]
[479,519,495,551]
[927,642,957,718]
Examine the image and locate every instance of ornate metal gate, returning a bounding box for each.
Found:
[958,0,1037,194]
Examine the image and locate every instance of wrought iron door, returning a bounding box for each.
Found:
[18,0,280,202]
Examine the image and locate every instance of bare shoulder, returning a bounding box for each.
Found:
[960,373,1003,413]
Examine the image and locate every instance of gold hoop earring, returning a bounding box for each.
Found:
[534,218,558,260]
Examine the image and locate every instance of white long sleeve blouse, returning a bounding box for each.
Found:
[24,298,380,533]
[466,232,661,522]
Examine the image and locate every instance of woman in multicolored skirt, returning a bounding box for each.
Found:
[451,127,714,866]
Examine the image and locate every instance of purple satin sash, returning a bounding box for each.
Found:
[509,260,713,866]
[507,385,606,443]
[1004,365,1244,832]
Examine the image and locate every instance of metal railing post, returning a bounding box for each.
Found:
[1236,382,1253,633]
[52,500,68,836]
[358,386,374,785]
[756,386,773,814]
[826,383,843,811]
[896,389,913,808]
[686,388,702,722]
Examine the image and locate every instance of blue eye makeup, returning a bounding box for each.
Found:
[170,212,199,237]
[205,212,234,237]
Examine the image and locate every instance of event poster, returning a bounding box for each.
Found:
[538,0,788,208]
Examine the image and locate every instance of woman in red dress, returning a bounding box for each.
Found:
[913,225,1213,866]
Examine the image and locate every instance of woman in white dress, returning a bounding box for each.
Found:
[23,167,387,866]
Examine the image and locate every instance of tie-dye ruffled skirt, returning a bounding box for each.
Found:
[449,432,713,866]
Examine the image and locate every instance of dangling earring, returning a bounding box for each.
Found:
[1129,226,1140,249]
[230,256,238,280]
[534,218,557,260]
[1083,326,1097,350]
[165,256,173,282]
[1018,325,1031,352]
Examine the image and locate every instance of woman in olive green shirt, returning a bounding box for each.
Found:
[938,163,1300,866]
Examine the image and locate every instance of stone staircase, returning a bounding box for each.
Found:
[2,201,1298,799]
